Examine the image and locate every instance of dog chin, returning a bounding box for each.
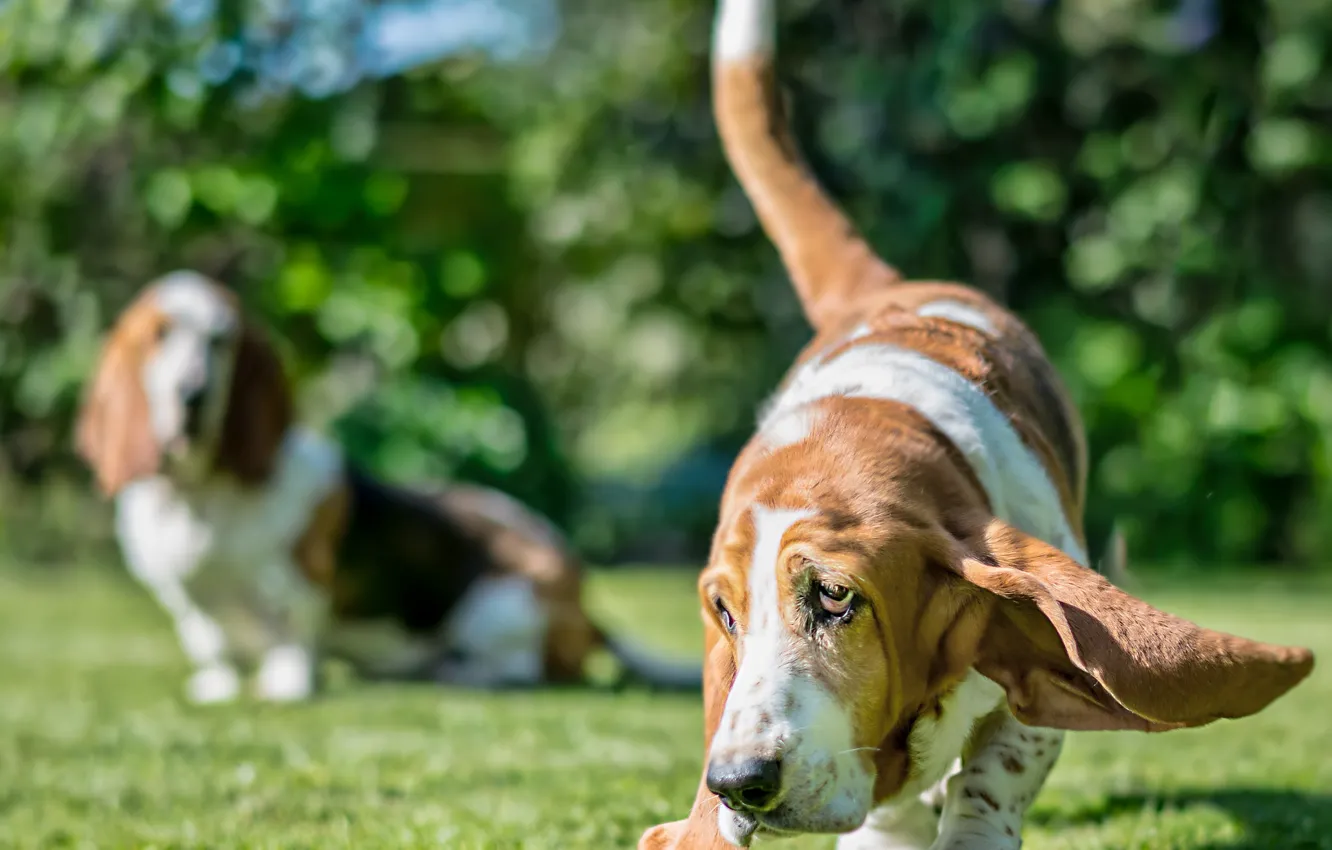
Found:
[717,807,759,846]
[717,800,868,846]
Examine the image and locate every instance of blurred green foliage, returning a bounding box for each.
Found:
[1,0,1330,568]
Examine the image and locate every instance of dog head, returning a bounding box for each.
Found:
[76,271,291,494]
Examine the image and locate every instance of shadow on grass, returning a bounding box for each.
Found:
[1032,788,1332,849]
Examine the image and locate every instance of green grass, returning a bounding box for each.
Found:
[0,565,1329,849]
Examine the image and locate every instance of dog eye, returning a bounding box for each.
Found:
[714,598,737,634]
[817,582,855,617]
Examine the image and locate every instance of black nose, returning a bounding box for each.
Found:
[706,758,783,812]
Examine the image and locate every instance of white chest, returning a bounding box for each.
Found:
[114,427,344,604]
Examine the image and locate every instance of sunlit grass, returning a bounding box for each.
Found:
[0,564,1327,849]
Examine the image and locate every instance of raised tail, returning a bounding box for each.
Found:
[713,0,901,332]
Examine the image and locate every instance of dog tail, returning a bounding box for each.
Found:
[713,0,901,332]
[593,622,703,692]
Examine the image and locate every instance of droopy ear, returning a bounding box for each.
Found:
[954,519,1314,732]
[213,322,292,485]
[75,331,160,496]
[638,618,736,850]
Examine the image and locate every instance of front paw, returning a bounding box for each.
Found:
[255,645,317,702]
[187,664,241,705]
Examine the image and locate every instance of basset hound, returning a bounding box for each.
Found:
[640,2,1315,847]
[76,272,699,704]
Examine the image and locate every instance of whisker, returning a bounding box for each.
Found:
[704,797,722,820]
[838,746,881,755]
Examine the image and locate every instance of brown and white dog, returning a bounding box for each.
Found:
[640,2,1315,847]
[76,272,698,704]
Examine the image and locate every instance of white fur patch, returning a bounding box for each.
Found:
[740,505,807,668]
[711,508,809,753]
[905,670,1007,795]
[153,270,236,328]
[187,664,241,705]
[142,273,240,471]
[760,342,1086,564]
[834,672,1007,848]
[754,325,870,448]
[759,403,820,449]
[917,299,998,336]
[438,575,548,687]
[713,0,775,61]
[255,644,317,702]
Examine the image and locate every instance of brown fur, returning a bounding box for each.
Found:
[958,520,1316,731]
[213,323,293,485]
[713,60,902,332]
[75,294,165,496]
[295,484,350,593]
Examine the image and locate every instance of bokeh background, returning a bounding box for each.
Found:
[3,0,1331,573]
[4,2,1332,848]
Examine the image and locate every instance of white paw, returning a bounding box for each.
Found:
[187,664,241,704]
[255,645,317,702]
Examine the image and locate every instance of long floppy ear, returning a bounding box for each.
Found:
[213,322,292,485]
[954,519,1314,732]
[638,620,736,850]
[75,331,160,496]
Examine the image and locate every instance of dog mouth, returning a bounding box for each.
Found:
[717,798,828,846]
[716,804,773,847]
[715,770,872,845]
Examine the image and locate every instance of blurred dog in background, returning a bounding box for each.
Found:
[76,271,698,704]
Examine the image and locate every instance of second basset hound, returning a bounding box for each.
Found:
[76,272,698,704]
[640,2,1315,847]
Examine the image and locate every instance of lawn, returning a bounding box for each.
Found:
[0,563,1328,849]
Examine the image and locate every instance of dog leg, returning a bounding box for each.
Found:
[929,711,1063,850]
[253,562,326,702]
[255,643,318,701]
[147,581,241,704]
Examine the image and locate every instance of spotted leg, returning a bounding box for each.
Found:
[929,710,1063,850]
